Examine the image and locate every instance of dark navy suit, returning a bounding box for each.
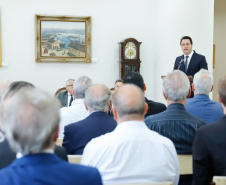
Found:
[145,97,166,118]
[174,51,208,76]
[0,153,103,185]
[63,111,117,155]
[192,115,226,185]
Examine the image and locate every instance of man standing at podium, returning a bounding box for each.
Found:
[174,36,208,98]
[174,36,208,76]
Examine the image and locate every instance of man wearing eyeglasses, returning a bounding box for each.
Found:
[57,79,75,107]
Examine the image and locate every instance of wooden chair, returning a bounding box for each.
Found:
[68,155,82,164]
[105,182,173,185]
[55,87,66,96]
[212,176,226,185]
[55,138,63,146]
[177,155,193,175]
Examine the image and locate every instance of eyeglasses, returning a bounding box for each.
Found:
[67,85,73,87]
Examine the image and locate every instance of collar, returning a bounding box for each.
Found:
[71,99,84,106]
[16,149,54,159]
[193,94,210,100]
[184,50,194,59]
[90,110,105,115]
[167,103,185,110]
[12,153,60,167]
[117,120,146,129]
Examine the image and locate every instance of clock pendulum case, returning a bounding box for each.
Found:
[119,38,142,79]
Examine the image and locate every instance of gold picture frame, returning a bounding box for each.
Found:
[0,21,2,67]
[35,15,91,63]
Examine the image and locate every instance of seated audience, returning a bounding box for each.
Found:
[57,78,75,107]
[81,84,179,185]
[63,84,117,154]
[114,79,123,90]
[192,75,226,185]
[58,76,93,138]
[185,69,224,123]
[0,81,68,169]
[0,88,102,185]
[123,71,166,117]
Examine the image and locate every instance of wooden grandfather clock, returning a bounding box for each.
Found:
[119,38,142,79]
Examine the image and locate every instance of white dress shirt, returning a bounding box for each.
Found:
[81,121,179,185]
[58,99,89,139]
[184,50,194,69]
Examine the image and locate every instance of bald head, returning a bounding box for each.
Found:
[112,84,146,119]
[85,84,111,112]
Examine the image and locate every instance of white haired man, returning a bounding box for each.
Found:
[185,69,224,124]
[58,76,93,138]
[0,88,102,185]
[57,78,75,107]
[63,84,117,155]
[81,84,179,185]
[145,70,205,185]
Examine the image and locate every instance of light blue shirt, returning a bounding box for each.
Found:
[185,94,224,124]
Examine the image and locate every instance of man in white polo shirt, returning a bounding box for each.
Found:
[58,76,92,139]
[81,84,179,185]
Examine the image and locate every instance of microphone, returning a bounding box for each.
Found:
[177,59,184,70]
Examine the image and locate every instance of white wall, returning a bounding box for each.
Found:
[0,0,213,103]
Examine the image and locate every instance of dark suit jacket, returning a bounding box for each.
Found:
[57,91,68,107]
[145,97,166,118]
[174,51,208,77]
[63,111,117,155]
[0,138,68,169]
[0,153,103,185]
[192,115,226,185]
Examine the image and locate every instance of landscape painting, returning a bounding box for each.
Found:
[36,15,91,63]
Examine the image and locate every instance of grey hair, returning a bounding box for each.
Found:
[3,81,35,100]
[0,88,61,155]
[74,76,93,99]
[112,84,145,117]
[66,79,75,86]
[163,70,190,102]
[0,80,12,101]
[85,84,111,112]
[193,69,213,95]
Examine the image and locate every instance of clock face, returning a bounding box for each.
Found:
[125,42,137,59]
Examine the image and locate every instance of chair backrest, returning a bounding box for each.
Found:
[177,154,193,175]
[55,138,63,146]
[105,182,173,185]
[68,155,82,164]
[55,87,67,96]
[213,176,226,185]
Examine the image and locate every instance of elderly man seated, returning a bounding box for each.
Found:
[185,69,224,124]
[0,88,102,185]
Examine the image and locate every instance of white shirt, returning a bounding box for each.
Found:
[58,99,89,139]
[81,121,179,185]
[184,50,194,69]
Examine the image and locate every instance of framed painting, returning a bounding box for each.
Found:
[35,15,91,63]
